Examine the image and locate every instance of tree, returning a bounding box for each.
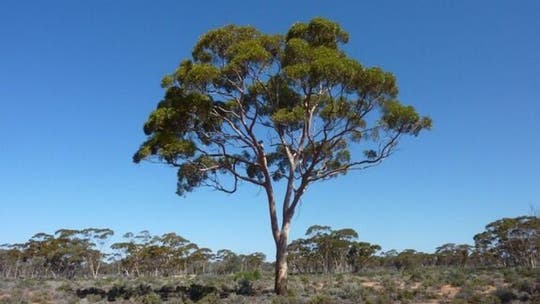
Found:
[303,225,360,273]
[79,228,114,278]
[435,243,472,267]
[134,17,431,294]
[347,241,381,272]
[213,249,241,274]
[473,216,539,268]
[287,225,380,274]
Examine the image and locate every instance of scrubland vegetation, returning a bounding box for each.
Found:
[0,267,538,304]
[0,215,538,303]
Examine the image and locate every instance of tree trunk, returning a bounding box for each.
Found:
[274,230,289,295]
[274,216,294,295]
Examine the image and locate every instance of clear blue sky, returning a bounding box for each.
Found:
[1,1,538,259]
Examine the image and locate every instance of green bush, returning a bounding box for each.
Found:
[197,293,221,304]
[233,270,261,296]
[446,270,468,287]
[397,289,415,301]
[308,294,333,304]
[511,277,535,294]
[270,295,298,304]
[338,281,365,301]
[233,270,261,281]
[137,292,162,304]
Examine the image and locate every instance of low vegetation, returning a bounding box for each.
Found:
[0,268,538,303]
[0,215,538,303]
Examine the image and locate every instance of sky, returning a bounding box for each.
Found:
[0,1,539,260]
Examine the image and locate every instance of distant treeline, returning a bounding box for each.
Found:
[288,215,538,273]
[0,215,538,279]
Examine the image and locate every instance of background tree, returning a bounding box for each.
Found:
[190,247,214,274]
[347,241,381,272]
[240,252,266,272]
[110,231,159,277]
[0,215,537,280]
[435,243,472,268]
[111,231,201,277]
[473,216,539,268]
[287,225,380,274]
[134,17,431,294]
[213,249,241,274]
[0,243,25,278]
[79,228,114,278]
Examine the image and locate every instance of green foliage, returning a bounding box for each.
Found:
[137,292,163,304]
[473,216,540,268]
[446,269,468,287]
[286,17,349,49]
[234,270,261,282]
[308,294,334,304]
[0,215,535,290]
[235,278,254,296]
[270,295,298,304]
[134,17,431,197]
[2,268,540,304]
[134,17,431,295]
[288,225,381,274]
[234,270,261,295]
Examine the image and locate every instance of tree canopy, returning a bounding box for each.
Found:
[134,17,431,197]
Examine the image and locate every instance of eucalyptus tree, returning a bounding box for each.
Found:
[347,241,381,272]
[9,229,108,279]
[79,228,114,278]
[287,225,380,274]
[0,243,25,278]
[435,243,472,267]
[189,247,214,274]
[287,237,315,273]
[213,249,241,274]
[302,225,360,273]
[111,231,194,276]
[134,17,431,294]
[111,231,151,277]
[159,232,195,274]
[238,252,266,272]
[474,216,539,268]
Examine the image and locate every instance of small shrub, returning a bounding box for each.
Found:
[270,295,298,304]
[494,287,517,304]
[372,293,393,304]
[300,275,310,286]
[76,287,107,299]
[86,294,104,303]
[233,270,261,282]
[137,292,163,304]
[380,277,398,294]
[236,278,254,296]
[408,269,426,282]
[397,289,415,301]
[188,284,217,302]
[511,277,534,294]
[55,281,74,293]
[197,293,221,304]
[309,294,334,304]
[338,282,364,301]
[29,290,52,304]
[446,270,467,287]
